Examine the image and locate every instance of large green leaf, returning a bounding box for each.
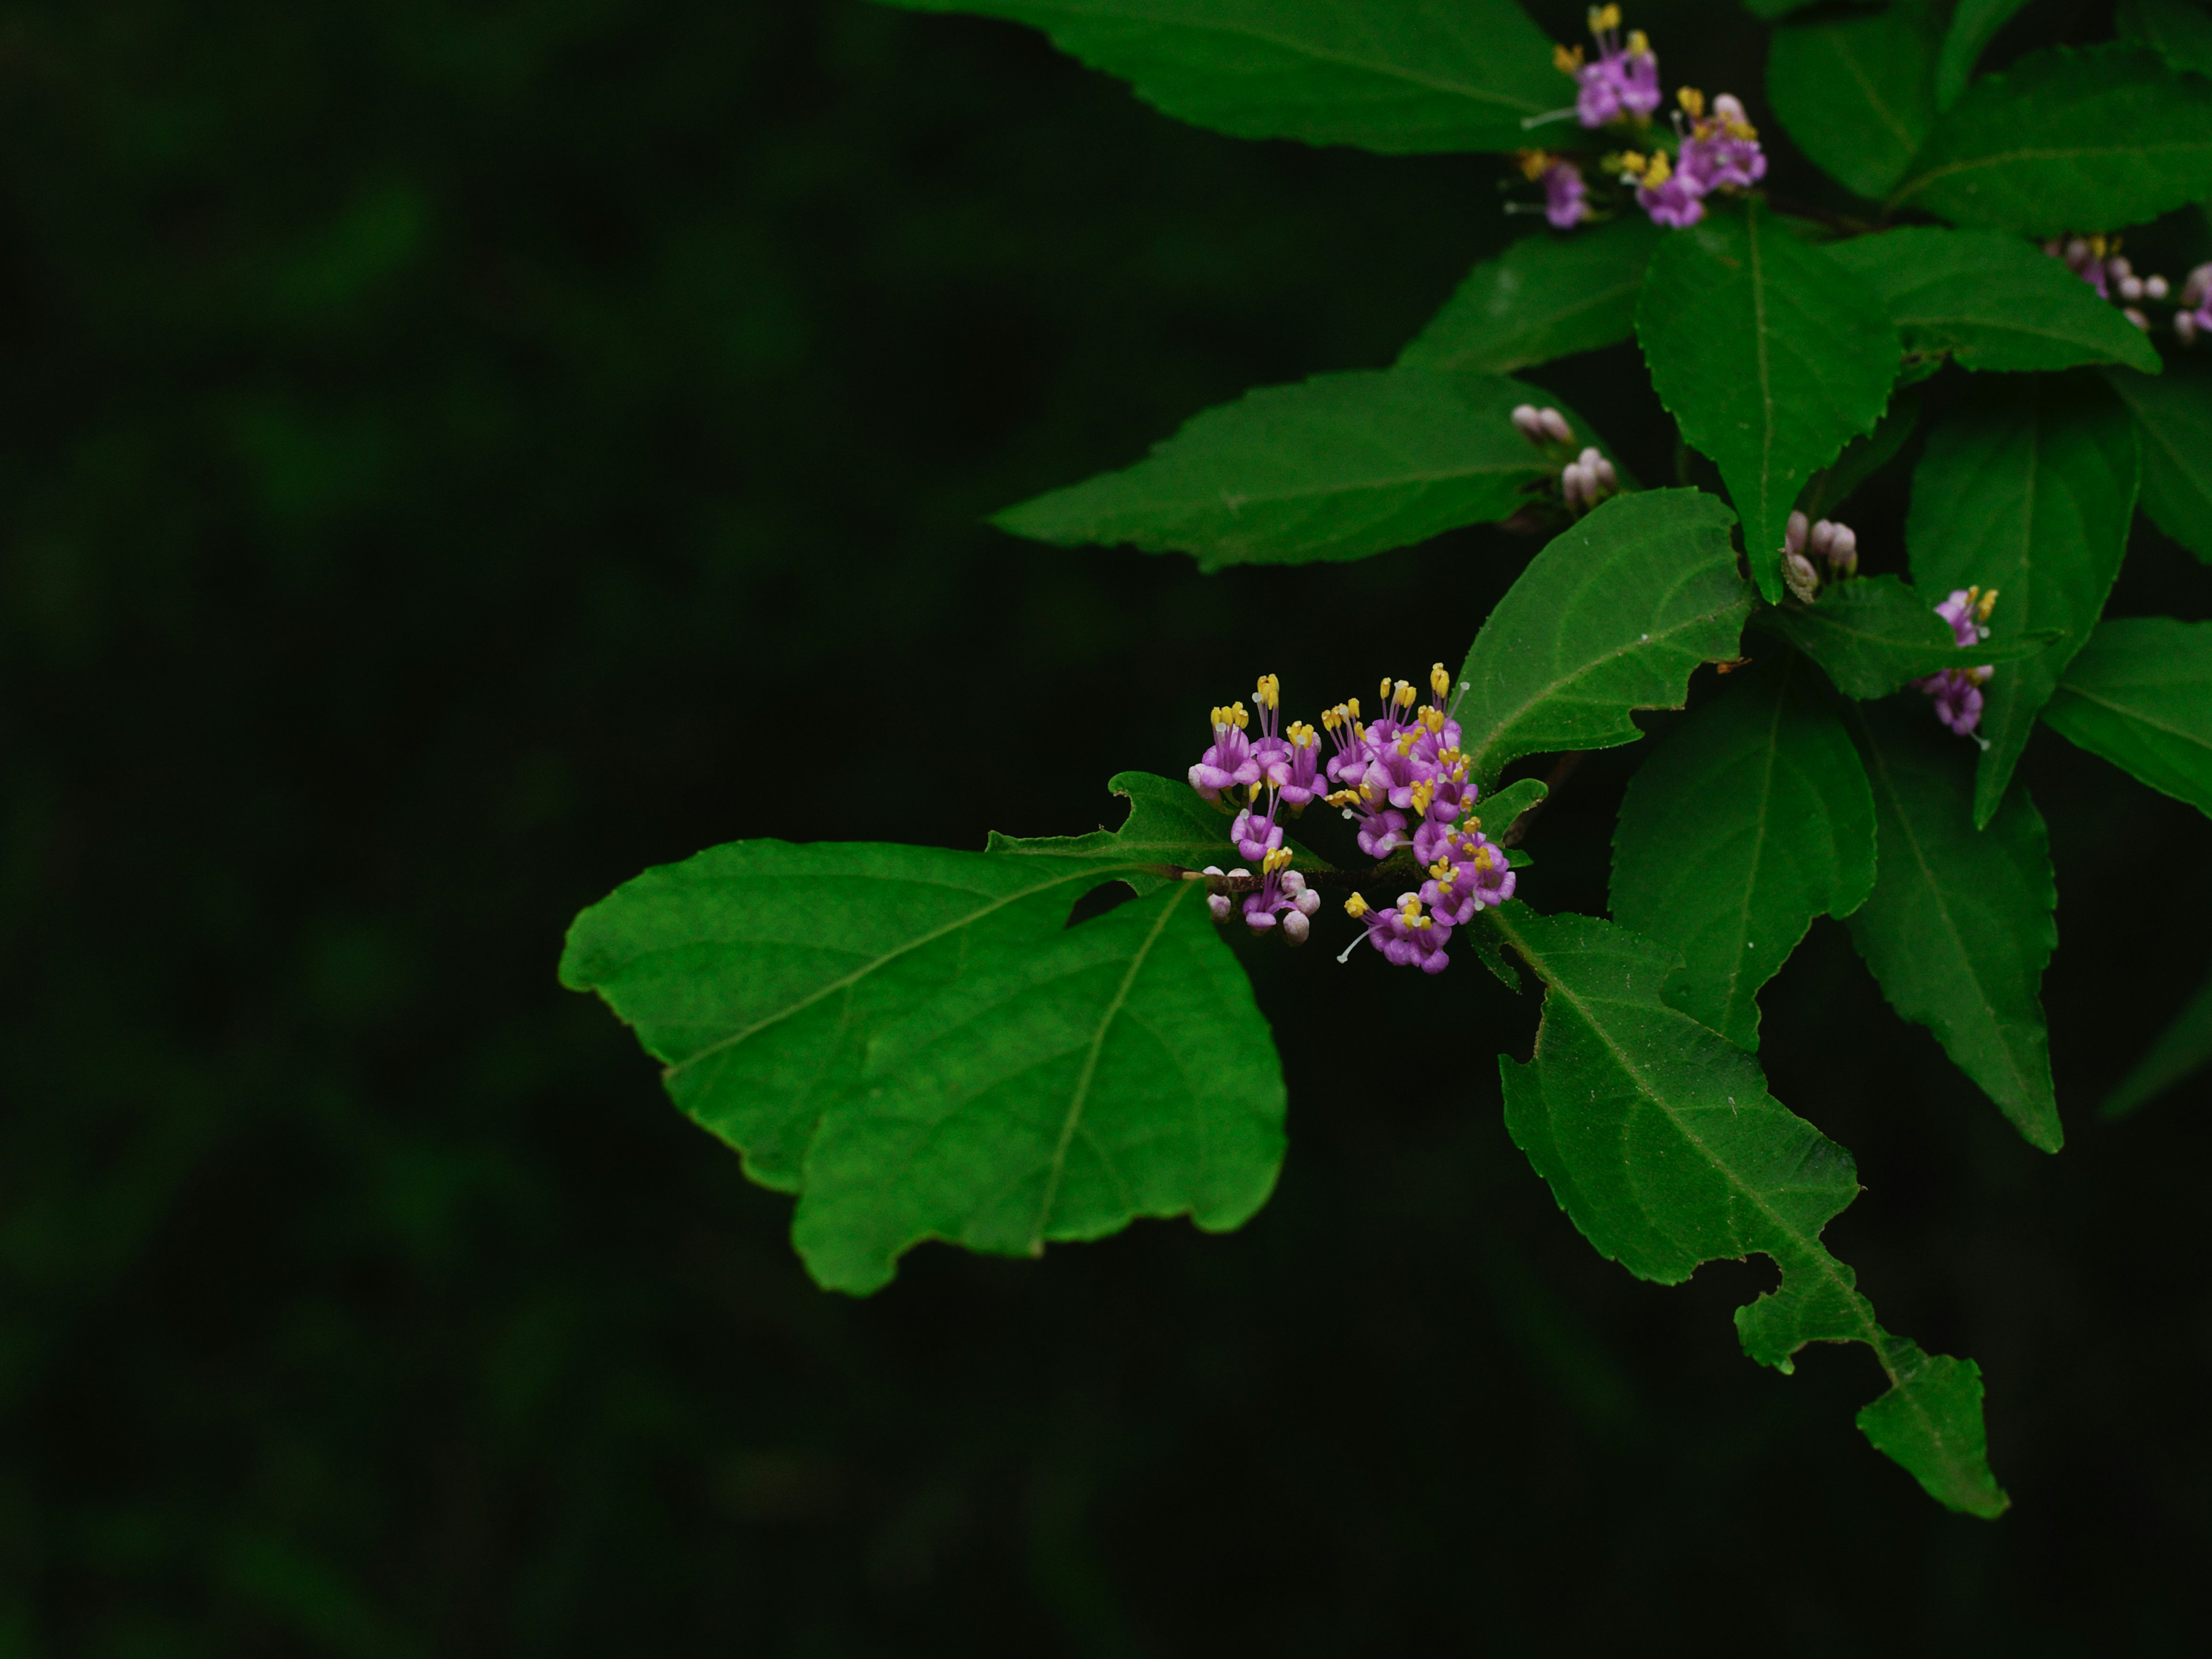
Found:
[1826,227,2161,374]
[2043,617,2212,816]
[2119,0,2212,79]
[1907,373,2139,825]
[1844,704,2061,1151]
[2104,966,2212,1118]
[995,369,1611,570]
[1798,386,1921,522]
[1486,906,2009,1516]
[878,0,1562,154]
[1611,657,1876,1051]
[1454,489,1755,781]
[1637,202,1899,604]
[1397,217,1666,375]
[1891,44,2212,234]
[1936,0,2037,111]
[2102,363,2212,563]
[1767,1,1941,200]
[559,772,1286,1293]
[1755,575,2057,699]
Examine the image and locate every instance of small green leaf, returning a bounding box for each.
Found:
[559,774,1286,1293]
[1826,227,2162,374]
[1398,217,1666,374]
[1612,657,1876,1050]
[2101,363,2212,563]
[1767,0,1941,200]
[1754,575,2058,700]
[877,0,1563,154]
[2119,0,2212,79]
[1936,0,2037,111]
[1455,489,1755,781]
[1486,906,2009,1516]
[995,370,1609,570]
[1891,44,2212,234]
[1908,373,2139,825]
[1637,202,1899,603]
[2043,617,2212,816]
[1844,703,2061,1152]
[1798,387,1921,522]
[2104,967,2212,1118]
[1472,775,1548,840]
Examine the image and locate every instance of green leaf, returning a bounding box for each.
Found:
[1907,373,2139,825]
[2043,617,2212,816]
[2101,363,2212,563]
[1767,1,1941,200]
[1843,703,2061,1151]
[2104,966,2212,1118]
[1397,217,1666,374]
[1454,489,1755,781]
[1485,906,2010,1516]
[876,0,1563,154]
[1936,0,2037,111]
[1798,386,1921,522]
[1611,657,1876,1051]
[1637,202,1899,603]
[1472,775,1548,840]
[1753,575,2058,700]
[558,773,1286,1293]
[2119,0,2212,79]
[1891,44,2212,234]
[1826,227,2162,374]
[995,369,1612,570]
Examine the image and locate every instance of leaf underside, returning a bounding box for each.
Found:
[1487,906,2009,1517]
[2043,616,2212,817]
[2101,363,2212,564]
[1398,217,1666,376]
[559,772,1286,1293]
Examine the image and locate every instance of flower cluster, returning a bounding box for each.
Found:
[1781,509,1858,601]
[1915,586,1999,739]
[2177,263,2212,344]
[1554,6,1661,130]
[1511,403,1618,516]
[1185,669,1517,974]
[1517,147,1590,230]
[1613,88,1767,229]
[1188,676,1327,941]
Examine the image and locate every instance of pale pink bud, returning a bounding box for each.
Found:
[1281,910,1311,945]
[1538,407,1573,444]
[2119,275,2145,302]
[2180,312,2201,344]
[1511,404,1546,443]
[1207,893,1232,922]
[1785,510,1808,556]
[2125,307,2150,330]
[2146,274,2171,301]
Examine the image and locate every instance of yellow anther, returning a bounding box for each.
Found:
[1590,5,1622,35]
[1255,673,1279,711]
[1421,707,1446,734]
[1616,150,1650,181]
[1396,733,1416,756]
[1554,41,1585,75]
[1345,697,1361,720]
[1976,589,1999,622]
[1626,28,1649,55]
[2090,234,2110,258]
[1517,147,1554,181]
[1474,846,1497,872]
[1379,677,1392,701]
[1429,858,1455,883]
[1344,893,1371,918]
[1467,816,1482,832]
[1325,789,1359,809]
[1231,701,1250,730]
[1264,847,1293,875]
[1410,781,1435,817]
[1677,86,1704,119]
[1430,662,1451,698]
[1642,151,1672,187]
[1288,721,1317,748]
[1393,680,1416,709]
[1400,896,1431,930]
[1320,706,1339,732]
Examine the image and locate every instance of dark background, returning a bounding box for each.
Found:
[5,0,2210,1651]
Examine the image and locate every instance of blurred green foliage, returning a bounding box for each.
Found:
[1,0,2210,1651]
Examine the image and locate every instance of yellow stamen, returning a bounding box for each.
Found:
[1264,847,1293,876]
[1642,151,1672,187]
[1429,858,1455,882]
[1393,680,1416,709]
[1421,707,1446,734]
[1677,86,1704,119]
[1430,662,1452,699]
[1626,28,1649,55]
[1345,697,1361,720]
[1517,147,1554,182]
[1616,150,1650,181]
[1344,893,1370,918]
[1288,721,1317,748]
[1410,781,1435,817]
[1378,677,1392,702]
[1554,41,1585,75]
[1589,5,1622,35]
[1976,588,1999,623]
[1255,673,1279,711]
[1231,701,1249,730]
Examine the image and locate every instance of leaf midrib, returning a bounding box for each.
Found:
[1895,136,2212,201]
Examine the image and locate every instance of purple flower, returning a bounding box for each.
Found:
[2179,262,2212,344]
[1188,702,1260,802]
[1544,159,1589,229]
[1619,150,1702,228]
[1677,94,1766,190]
[1915,587,1997,738]
[1560,7,1661,129]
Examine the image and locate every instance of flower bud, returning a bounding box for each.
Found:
[2180,312,2201,344]
[1281,910,1311,945]
[2146,274,2171,301]
[1783,548,1820,604]
[1538,407,1574,444]
[2119,275,2145,302]
[1785,510,1808,556]
[1294,888,1321,916]
[1207,892,1232,922]
[1511,403,1546,444]
[2124,307,2150,331]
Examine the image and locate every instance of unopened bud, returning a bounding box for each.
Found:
[1785,510,1808,556]
[1294,888,1321,916]
[1280,869,1306,897]
[1207,893,1232,922]
[2180,312,2201,345]
[1511,403,1545,443]
[2124,306,2150,331]
[2109,256,2134,281]
[1281,910,1311,945]
[1783,549,1820,604]
[2146,274,2171,301]
[2119,275,2145,302]
[1827,524,1857,565]
[1538,407,1573,444]
[1808,519,1836,559]
[1592,455,1616,491]
[2065,237,2092,266]
[1561,462,1590,510]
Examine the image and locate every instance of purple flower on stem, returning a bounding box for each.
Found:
[1557,6,1661,129]
[1187,700,1260,802]
[1913,586,1998,740]
[1677,93,1766,190]
[1623,150,1703,228]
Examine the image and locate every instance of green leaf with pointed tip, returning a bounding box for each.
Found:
[1827,228,2162,374]
[1397,217,1666,374]
[1611,657,1876,1051]
[1485,905,2009,1516]
[1637,202,1899,604]
[1768,0,1941,200]
[1453,489,1755,781]
[2104,966,2212,1118]
[2043,618,2212,816]
[1472,775,1548,842]
[1798,387,1921,522]
[1891,45,2212,234]
[558,773,1285,1293]
[1754,575,2062,700]
[2119,0,2212,79]
[1937,0,2037,111]
[1843,703,2061,1151]
[1908,373,2138,825]
[2101,363,2212,563]
[995,370,1619,570]
[876,0,1562,154]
